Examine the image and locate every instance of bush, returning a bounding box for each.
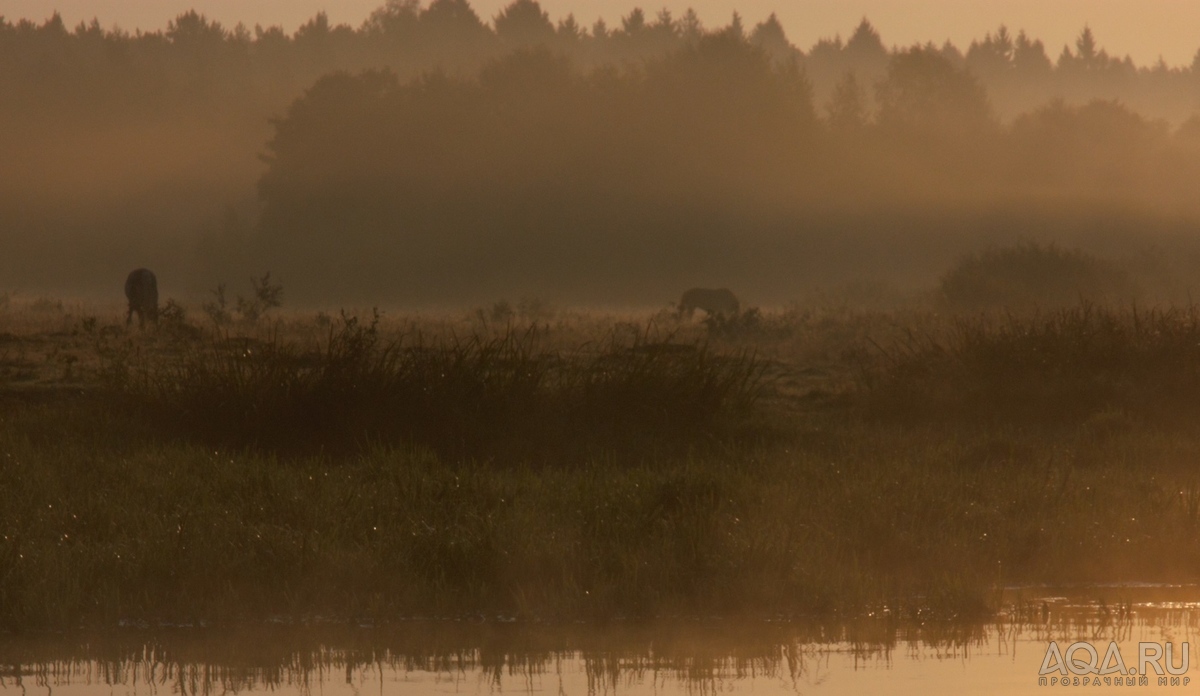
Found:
[202,273,283,327]
[939,243,1132,312]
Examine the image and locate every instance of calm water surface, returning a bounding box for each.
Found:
[2,587,1198,695]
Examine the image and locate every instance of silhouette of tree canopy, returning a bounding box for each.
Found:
[876,46,993,136]
[3,3,1200,300]
[826,71,867,129]
[257,34,819,262]
[0,5,1193,128]
[166,10,228,48]
[749,13,797,67]
[421,0,489,41]
[846,18,888,64]
[363,0,420,36]
[1013,31,1052,75]
[1010,99,1169,194]
[966,26,1014,78]
[494,0,555,47]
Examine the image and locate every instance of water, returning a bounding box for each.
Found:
[2,586,1198,695]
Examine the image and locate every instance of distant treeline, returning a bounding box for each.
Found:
[3,2,1200,302]
[255,35,1200,302]
[5,2,1197,123]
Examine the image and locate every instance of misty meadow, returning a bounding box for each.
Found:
[4,0,1200,635]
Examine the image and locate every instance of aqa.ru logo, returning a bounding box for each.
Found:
[1038,641,1190,687]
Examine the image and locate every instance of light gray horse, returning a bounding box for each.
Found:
[124,268,159,327]
[678,287,740,319]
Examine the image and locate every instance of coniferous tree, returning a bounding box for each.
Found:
[494,0,555,48]
[827,71,867,129]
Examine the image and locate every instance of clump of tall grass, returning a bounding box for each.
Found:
[703,308,797,341]
[863,303,1200,424]
[112,312,764,458]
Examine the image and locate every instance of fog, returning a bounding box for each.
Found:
[4,2,1200,306]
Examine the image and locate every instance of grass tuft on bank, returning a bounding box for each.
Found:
[863,304,1200,425]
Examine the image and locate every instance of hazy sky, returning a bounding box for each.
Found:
[6,0,1200,67]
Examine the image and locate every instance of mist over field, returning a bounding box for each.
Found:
[12,1,1200,636]
[5,1,1200,306]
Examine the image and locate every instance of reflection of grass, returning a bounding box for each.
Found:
[0,619,989,691]
[0,607,1169,693]
[4,301,1200,628]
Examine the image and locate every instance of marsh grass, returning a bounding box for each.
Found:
[7,301,1200,629]
[7,403,1200,629]
[863,304,1200,425]
[110,312,765,459]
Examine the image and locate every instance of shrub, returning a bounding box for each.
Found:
[202,283,233,326]
[202,273,284,327]
[939,242,1132,312]
[159,299,186,325]
[237,272,283,323]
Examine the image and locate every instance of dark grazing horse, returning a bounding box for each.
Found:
[678,287,740,319]
[124,268,159,327]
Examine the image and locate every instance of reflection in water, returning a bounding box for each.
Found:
[1,587,1198,695]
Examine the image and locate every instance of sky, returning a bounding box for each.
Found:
[5,0,1200,67]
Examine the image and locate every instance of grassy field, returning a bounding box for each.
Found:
[3,291,1200,629]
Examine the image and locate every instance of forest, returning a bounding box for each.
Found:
[3,1,1200,303]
